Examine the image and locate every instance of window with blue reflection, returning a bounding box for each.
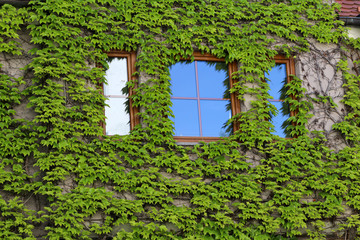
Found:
[266,63,291,138]
[103,57,130,135]
[171,99,200,136]
[169,60,232,138]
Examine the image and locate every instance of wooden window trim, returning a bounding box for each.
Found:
[273,56,296,117]
[102,50,139,135]
[172,53,239,143]
[271,55,297,136]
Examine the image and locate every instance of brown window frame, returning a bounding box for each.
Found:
[269,55,296,136]
[171,52,240,142]
[102,50,139,135]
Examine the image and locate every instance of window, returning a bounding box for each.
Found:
[266,56,295,138]
[169,53,239,142]
[103,51,139,135]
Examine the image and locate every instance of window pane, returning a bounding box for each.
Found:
[270,101,289,138]
[266,63,287,100]
[105,98,130,135]
[104,58,128,96]
[170,62,197,98]
[104,56,131,136]
[267,63,290,138]
[171,99,200,136]
[169,58,234,139]
[198,61,229,99]
[201,100,231,137]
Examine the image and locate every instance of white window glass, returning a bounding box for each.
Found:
[104,57,130,135]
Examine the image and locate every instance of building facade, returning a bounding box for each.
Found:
[1,0,360,239]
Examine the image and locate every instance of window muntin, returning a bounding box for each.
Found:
[103,51,138,135]
[169,53,239,141]
[266,57,295,138]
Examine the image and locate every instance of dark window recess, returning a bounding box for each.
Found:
[0,0,30,7]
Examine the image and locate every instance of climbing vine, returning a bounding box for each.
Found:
[1,0,359,239]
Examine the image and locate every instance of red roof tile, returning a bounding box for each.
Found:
[336,0,360,17]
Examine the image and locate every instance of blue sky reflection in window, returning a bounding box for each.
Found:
[169,61,231,137]
[266,63,290,138]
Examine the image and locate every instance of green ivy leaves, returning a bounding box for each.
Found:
[0,0,359,239]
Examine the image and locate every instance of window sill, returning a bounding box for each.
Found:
[174,136,228,144]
